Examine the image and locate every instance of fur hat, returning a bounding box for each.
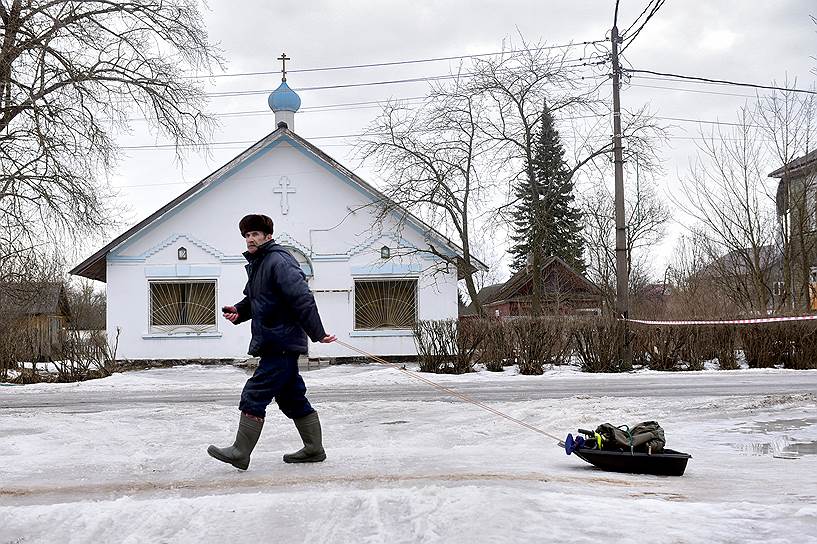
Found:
[239,214,274,236]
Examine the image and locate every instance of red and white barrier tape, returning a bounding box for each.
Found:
[624,314,817,326]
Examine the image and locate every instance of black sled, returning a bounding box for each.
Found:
[564,424,692,477]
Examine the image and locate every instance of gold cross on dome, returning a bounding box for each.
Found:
[277,52,291,82]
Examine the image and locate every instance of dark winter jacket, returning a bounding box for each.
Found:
[233,240,326,355]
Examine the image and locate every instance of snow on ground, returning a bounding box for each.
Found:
[1,363,816,543]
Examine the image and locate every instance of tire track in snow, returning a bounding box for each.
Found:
[0,471,635,505]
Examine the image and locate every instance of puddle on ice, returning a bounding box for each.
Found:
[734,440,817,457]
[728,416,817,457]
[746,418,813,433]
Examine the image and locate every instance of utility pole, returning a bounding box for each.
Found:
[611,23,631,363]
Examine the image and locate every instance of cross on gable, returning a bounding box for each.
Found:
[273,176,296,214]
[277,52,291,82]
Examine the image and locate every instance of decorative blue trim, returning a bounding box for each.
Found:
[144,265,221,278]
[142,233,225,261]
[108,256,144,263]
[351,263,422,276]
[346,230,388,257]
[142,332,223,339]
[312,254,351,262]
[275,232,310,256]
[349,329,415,337]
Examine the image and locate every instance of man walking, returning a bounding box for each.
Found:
[208,214,336,470]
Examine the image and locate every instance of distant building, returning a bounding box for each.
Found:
[0,282,71,361]
[463,256,602,318]
[770,151,817,310]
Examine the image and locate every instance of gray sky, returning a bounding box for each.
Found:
[100,0,817,282]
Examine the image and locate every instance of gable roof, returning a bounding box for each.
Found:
[483,256,601,306]
[465,256,600,314]
[70,126,488,282]
[0,282,71,318]
[769,149,817,178]
[698,245,782,279]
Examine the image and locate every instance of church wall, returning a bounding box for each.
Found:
[105,135,460,360]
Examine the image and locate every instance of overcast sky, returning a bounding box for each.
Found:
[98,0,817,283]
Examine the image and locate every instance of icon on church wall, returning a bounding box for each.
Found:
[274,176,296,214]
[380,245,390,260]
[177,246,187,260]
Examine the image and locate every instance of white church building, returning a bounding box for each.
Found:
[71,71,487,362]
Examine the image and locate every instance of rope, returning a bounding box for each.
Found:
[618,424,634,454]
[624,314,817,326]
[334,339,565,445]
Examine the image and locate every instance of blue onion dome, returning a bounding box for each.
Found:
[268,81,301,112]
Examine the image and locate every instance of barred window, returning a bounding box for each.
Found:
[149,281,216,333]
[354,279,417,330]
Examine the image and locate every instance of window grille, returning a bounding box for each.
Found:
[150,281,216,333]
[354,279,417,329]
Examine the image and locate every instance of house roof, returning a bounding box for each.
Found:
[768,149,817,178]
[698,245,782,279]
[486,256,601,305]
[70,125,488,282]
[0,282,71,318]
[465,256,600,313]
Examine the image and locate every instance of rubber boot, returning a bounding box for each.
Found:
[207,413,264,470]
[283,411,326,463]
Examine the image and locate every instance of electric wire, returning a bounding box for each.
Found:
[620,0,666,55]
[184,41,607,80]
[203,57,607,98]
[627,69,817,96]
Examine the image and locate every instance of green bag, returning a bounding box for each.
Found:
[594,421,666,453]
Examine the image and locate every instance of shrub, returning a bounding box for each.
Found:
[476,319,512,372]
[573,317,630,373]
[637,326,688,371]
[739,326,783,368]
[413,320,478,374]
[783,322,817,370]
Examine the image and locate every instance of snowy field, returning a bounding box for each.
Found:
[1,363,816,543]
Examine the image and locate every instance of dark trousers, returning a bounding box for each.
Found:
[238,351,314,419]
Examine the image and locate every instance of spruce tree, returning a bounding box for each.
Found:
[508,104,585,275]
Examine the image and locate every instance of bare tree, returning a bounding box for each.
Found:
[755,86,817,310]
[674,106,779,313]
[65,278,105,330]
[580,173,670,310]
[463,39,665,314]
[358,78,496,315]
[0,0,222,275]
[665,229,738,318]
[360,40,665,316]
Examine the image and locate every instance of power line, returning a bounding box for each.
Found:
[620,0,666,54]
[203,58,607,98]
[118,126,774,154]
[628,69,817,96]
[184,41,607,80]
[125,97,429,122]
[629,82,756,98]
[622,0,658,37]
